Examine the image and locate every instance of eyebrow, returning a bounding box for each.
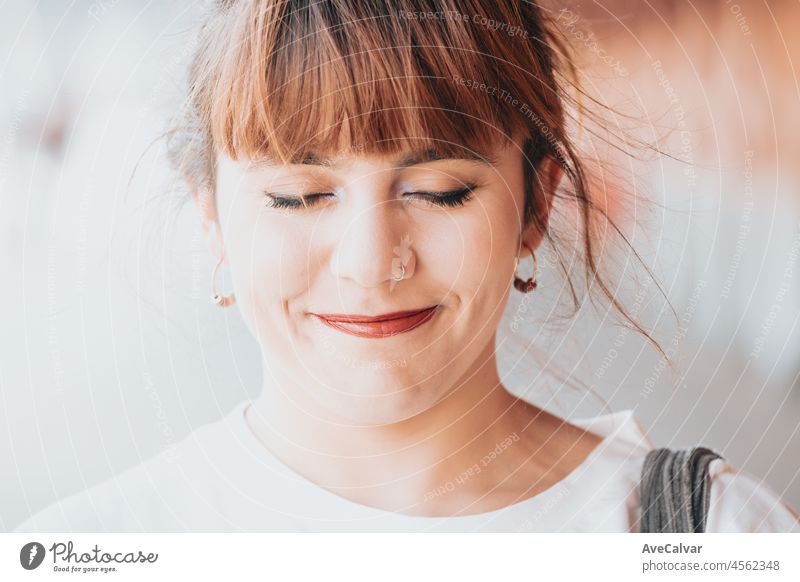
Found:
[248,148,497,169]
[396,149,497,167]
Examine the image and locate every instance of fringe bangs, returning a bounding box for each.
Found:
[198,0,561,164]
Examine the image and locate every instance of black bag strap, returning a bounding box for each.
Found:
[639,446,723,533]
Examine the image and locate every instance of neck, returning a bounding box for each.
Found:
[246,340,550,515]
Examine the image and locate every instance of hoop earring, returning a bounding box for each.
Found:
[211,257,236,308]
[513,247,538,293]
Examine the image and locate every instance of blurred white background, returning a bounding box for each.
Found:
[1,0,799,530]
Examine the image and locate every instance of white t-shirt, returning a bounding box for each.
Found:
[13,399,800,532]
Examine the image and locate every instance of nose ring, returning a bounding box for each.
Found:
[390,262,406,282]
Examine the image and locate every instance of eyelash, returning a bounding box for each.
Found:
[264,186,476,210]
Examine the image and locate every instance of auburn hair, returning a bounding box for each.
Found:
[166,0,673,364]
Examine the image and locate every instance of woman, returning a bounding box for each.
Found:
[14,0,800,532]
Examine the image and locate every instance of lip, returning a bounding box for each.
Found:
[311,306,440,338]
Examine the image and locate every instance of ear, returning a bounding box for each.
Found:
[190,182,225,263]
[521,155,563,254]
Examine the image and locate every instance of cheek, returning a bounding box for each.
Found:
[214,160,315,314]
[435,194,519,306]
[222,207,312,334]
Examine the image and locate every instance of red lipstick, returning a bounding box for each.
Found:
[312,306,440,338]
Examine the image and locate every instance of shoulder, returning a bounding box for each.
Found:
[619,416,800,533]
[12,456,179,532]
[704,458,800,533]
[13,413,236,533]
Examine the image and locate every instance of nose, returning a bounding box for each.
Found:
[329,199,413,288]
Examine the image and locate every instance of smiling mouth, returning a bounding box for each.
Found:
[311,306,441,338]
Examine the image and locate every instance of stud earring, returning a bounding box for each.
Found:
[211,256,236,307]
[513,245,538,293]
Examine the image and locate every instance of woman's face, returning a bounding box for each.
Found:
[209,138,540,424]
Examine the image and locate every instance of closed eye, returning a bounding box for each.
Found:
[403,186,475,208]
[264,184,477,211]
[264,192,335,210]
